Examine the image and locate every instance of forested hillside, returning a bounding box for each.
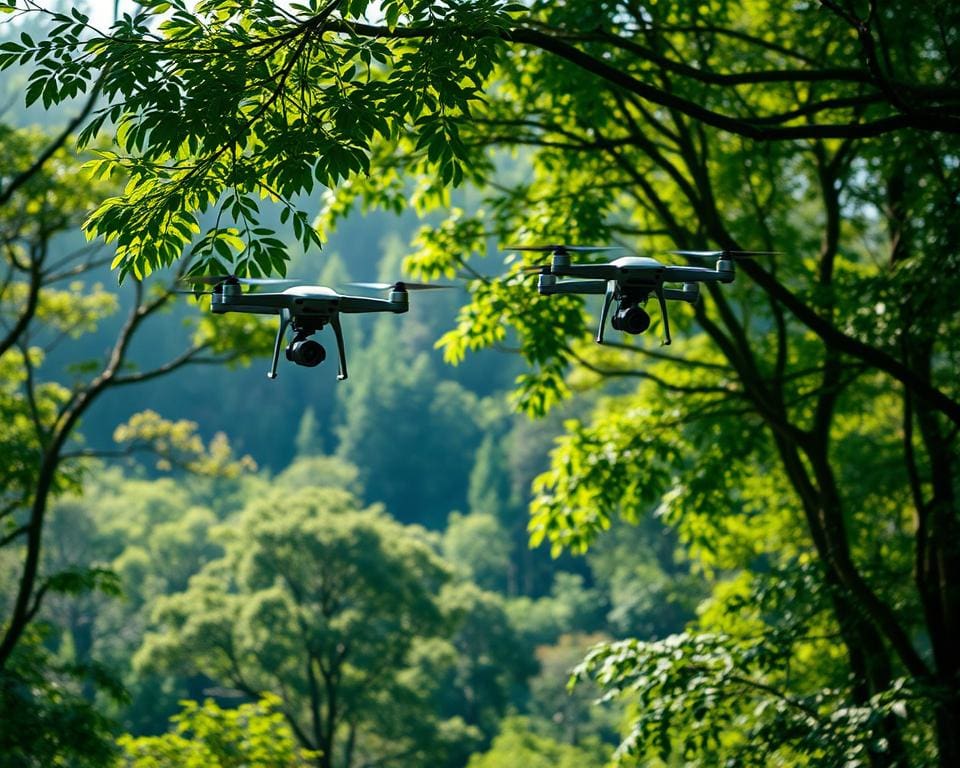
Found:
[2,1,958,767]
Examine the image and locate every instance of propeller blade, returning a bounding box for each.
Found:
[348,281,453,291]
[519,263,552,272]
[179,274,298,286]
[666,249,782,259]
[241,276,300,285]
[174,289,213,295]
[505,244,621,253]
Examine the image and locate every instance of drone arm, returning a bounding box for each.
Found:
[213,292,291,314]
[655,286,672,346]
[662,285,700,303]
[268,308,292,379]
[596,281,616,344]
[551,263,621,280]
[662,264,735,284]
[329,313,348,381]
[338,295,408,313]
[538,278,607,295]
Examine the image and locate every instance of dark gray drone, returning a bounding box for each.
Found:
[512,245,776,345]
[183,276,447,380]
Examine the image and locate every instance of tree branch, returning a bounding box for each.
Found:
[325,20,960,140]
[0,76,105,207]
[737,259,960,427]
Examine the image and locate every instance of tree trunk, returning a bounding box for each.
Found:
[912,395,960,768]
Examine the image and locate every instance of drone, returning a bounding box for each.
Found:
[512,245,776,345]
[182,275,447,380]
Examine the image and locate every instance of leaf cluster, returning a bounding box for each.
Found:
[0,0,523,280]
[112,409,257,477]
[117,694,319,767]
[574,632,921,767]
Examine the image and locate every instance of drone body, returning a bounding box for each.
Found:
[516,246,765,345]
[191,277,443,380]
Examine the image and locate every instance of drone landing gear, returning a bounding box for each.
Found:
[267,310,349,380]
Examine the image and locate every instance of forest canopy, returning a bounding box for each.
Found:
[1,1,958,767]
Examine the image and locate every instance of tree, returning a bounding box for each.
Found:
[335,316,482,527]
[433,581,537,740]
[505,573,606,649]
[443,511,512,593]
[117,695,319,767]
[0,622,121,768]
[0,48,271,764]
[136,485,455,768]
[274,453,362,495]
[41,435,256,734]
[465,717,609,768]
[294,407,325,457]
[585,517,705,640]
[8,1,959,764]
[525,633,617,749]
[469,406,595,598]
[0,118,265,672]
[467,434,512,521]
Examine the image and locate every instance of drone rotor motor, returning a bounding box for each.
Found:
[537,273,557,291]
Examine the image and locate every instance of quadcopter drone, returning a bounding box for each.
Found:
[513,245,775,345]
[182,276,447,380]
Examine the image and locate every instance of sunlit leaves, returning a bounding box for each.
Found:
[0,348,73,495]
[574,633,922,767]
[34,281,119,335]
[3,0,519,280]
[0,9,96,106]
[529,393,684,555]
[118,694,319,767]
[112,410,257,477]
[466,715,609,768]
[4,4,956,761]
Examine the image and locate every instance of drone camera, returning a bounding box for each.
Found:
[611,304,651,335]
[286,337,326,367]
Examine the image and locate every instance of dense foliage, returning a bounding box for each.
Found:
[117,695,319,767]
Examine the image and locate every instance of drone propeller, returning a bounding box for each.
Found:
[348,281,453,292]
[505,244,621,253]
[509,244,622,273]
[179,274,299,286]
[666,249,782,259]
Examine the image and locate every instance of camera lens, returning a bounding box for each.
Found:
[611,306,651,335]
[286,339,326,367]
